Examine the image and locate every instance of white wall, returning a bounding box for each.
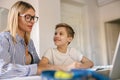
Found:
[39,0,61,57]
[100,0,120,22]
[0,7,8,32]
[99,0,120,65]
[81,0,120,65]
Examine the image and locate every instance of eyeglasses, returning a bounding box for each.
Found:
[19,14,38,22]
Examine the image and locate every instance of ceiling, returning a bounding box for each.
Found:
[61,0,118,7]
[96,0,118,6]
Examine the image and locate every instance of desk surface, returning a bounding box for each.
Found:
[3,69,110,80]
[97,69,110,76]
[3,76,41,80]
[2,66,119,80]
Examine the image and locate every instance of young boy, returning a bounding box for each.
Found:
[39,23,94,71]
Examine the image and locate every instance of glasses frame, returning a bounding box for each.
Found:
[19,14,39,23]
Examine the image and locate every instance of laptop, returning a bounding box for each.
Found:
[109,32,120,80]
[90,33,120,80]
[91,33,120,80]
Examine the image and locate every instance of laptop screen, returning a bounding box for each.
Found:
[109,33,120,79]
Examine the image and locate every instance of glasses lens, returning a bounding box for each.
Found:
[25,15,38,22]
[25,15,31,22]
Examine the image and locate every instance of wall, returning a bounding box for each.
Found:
[99,0,120,65]
[84,0,104,65]
[100,0,120,22]
[0,7,8,32]
[39,0,61,57]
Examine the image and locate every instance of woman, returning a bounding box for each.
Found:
[0,1,41,78]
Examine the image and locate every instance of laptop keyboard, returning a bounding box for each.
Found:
[88,65,112,71]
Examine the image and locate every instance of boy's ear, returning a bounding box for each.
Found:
[68,37,73,42]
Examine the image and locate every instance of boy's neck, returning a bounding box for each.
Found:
[57,46,68,53]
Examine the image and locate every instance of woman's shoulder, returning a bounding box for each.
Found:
[29,39,33,43]
[0,31,11,44]
[0,31,11,39]
[29,39,36,46]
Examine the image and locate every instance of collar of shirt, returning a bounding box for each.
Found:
[16,34,25,45]
[4,31,25,45]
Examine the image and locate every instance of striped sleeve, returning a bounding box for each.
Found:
[0,59,37,79]
[0,34,11,63]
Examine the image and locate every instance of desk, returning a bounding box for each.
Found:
[3,70,110,80]
[96,69,120,80]
[3,76,41,80]
[97,69,110,76]
[3,68,119,80]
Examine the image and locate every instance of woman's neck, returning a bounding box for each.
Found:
[17,29,25,38]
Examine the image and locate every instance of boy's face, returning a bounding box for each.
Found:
[54,27,72,47]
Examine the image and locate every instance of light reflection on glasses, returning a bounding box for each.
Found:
[19,14,38,22]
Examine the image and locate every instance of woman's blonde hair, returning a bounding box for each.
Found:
[6,1,35,45]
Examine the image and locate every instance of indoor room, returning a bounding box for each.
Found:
[0,0,120,79]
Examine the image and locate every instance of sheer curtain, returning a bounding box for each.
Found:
[60,0,103,65]
[61,1,93,61]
